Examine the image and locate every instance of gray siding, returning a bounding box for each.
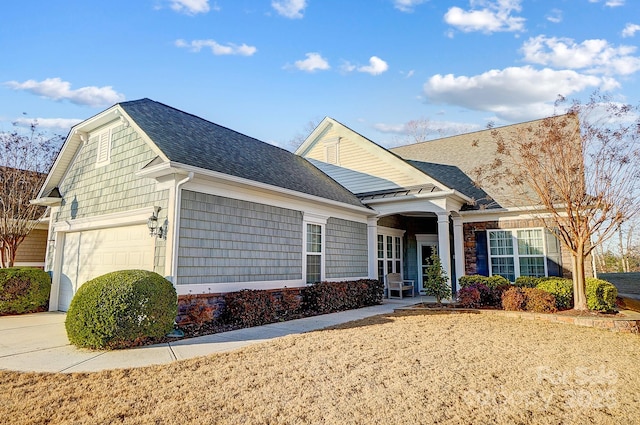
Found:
[177,191,303,284]
[326,218,368,279]
[52,123,169,274]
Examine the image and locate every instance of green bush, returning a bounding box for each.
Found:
[536,278,573,309]
[65,270,177,349]
[459,274,509,288]
[501,287,557,313]
[586,278,618,312]
[514,276,542,288]
[0,268,51,315]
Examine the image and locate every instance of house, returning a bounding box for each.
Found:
[34,99,374,311]
[296,116,590,293]
[0,167,48,269]
[34,99,584,312]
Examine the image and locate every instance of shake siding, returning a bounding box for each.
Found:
[306,129,423,193]
[51,123,169,273]
[325,218,368,279]
[177,191,303,284]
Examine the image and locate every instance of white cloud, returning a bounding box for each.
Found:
[170,0,210,15]
[373,120,481,137]
[622,23,640,38]
[589,0,625,5]
[444,0,525,34]
[546,8,562,23]
[393,0,428,13]
[521,35,640,76]
[175,39,257,56]
[358,56,389,75]
[294,52,330,72]
[272,0,307,19]
[423,66,613,121]
[12,117,82,130]
[4,78,125,108]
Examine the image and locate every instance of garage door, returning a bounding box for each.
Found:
[58,224,155,311]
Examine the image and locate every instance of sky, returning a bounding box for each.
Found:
[2,0,640,150]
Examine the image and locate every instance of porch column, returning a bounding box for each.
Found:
[367,217,378,279]
[436,212,452,288]
[452,215,465,293]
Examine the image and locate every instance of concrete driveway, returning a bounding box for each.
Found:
[0,298,418,373]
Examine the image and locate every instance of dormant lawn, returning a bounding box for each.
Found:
[1,313,639,424]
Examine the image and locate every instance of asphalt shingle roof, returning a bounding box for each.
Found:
[406,160,499,209]
[120,99,365,208]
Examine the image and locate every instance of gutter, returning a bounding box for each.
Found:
[170,172,194,284]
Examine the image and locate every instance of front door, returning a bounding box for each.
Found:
[419,242,438,294]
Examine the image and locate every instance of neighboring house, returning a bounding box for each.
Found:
[34,99,587,312]
[0,167,48,269]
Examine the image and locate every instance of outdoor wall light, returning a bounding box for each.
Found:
[147,206,164,238]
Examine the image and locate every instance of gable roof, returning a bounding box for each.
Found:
[44,98,365,209]
[296,117,473,205]
[390,116,577,209]
[405,160,498,209]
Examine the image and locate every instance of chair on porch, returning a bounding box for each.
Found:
[386,273,415,299]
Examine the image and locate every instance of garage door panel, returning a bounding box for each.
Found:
[58,224,155,311]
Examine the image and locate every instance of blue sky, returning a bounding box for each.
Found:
[2,0,640,149]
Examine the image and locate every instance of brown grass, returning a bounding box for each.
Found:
[1,313,639,424]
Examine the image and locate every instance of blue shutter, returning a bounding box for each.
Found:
[475,231,489,276]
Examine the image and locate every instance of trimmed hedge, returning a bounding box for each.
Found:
[586,278,618,312]
[65,270,177,349]
[536,278,573,309]
[302,279,383,315]
[456,286,481,308]
[459,275,510,288]
[0,268,51,315]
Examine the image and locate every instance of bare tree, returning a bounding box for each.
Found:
[0,121,60,267]
[474,93,640,310]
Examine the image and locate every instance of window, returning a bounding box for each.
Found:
[306,223,323,284]
[377,229,404,281]
[95,128,112,167]
[488,228,547,281]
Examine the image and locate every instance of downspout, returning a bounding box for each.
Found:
[170,172,194,285]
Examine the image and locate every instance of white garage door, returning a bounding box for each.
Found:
[58,224,155,311]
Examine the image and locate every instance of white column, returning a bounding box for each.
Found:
[452,215,465,293]
[367,217,379,279]
[437,212,452,288]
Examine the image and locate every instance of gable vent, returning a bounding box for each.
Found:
[324,137,340,165]
[95,129,112,167]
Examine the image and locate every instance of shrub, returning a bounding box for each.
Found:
[459,274,509,289]
[220,290,276,327]
[303,279,382,315]
[457,286,481,308]
[525,288,558,313]
[502,287,527,311]
[514,276,541,288]
[501,287,557,313]
[423,252,450,303]
[536,278,573,309]
[586,278,618,312]
[65,270,177,349]
[0,268,51,315]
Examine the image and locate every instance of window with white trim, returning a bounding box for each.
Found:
[377,231,403,282]
[305,223,323,284]
[488,228,547,281]
[95,128,112,167]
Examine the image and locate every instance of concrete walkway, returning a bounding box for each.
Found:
[0,298,420,373]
